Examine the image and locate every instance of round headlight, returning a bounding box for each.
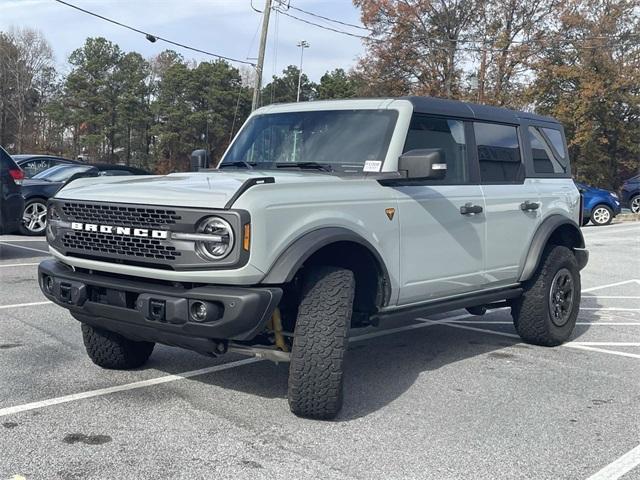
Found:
[195,217,234,260]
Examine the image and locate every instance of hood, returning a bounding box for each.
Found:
[55,170,347,209]
[23,178,62,187]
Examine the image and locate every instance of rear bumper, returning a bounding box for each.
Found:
[38,259,282,354]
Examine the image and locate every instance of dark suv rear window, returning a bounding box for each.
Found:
[0,146,18,170]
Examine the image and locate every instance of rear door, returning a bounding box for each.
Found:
[475,122,541,287]
[525,124,579,226]
[394,114,486,305]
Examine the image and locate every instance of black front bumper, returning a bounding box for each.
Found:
[39,260,282,354]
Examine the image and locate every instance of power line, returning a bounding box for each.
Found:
[276,7,638,53]
[52,0,256,66]
[276,1,371,32]
[274,8,375,42]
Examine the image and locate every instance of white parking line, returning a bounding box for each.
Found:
[416,318,520,339]
[0,242,49,254]
[417,319,640,361]
[581,308,640,312]
[568,342,640,347]
[586,443,640,480]
[444,320,640,326]
[0,357,262,418]
[582,280,640,293]
[0,238,48,242]
[0,301,52,310]
[583,296,640,300]
[349,313,472,342]
[0,263,39,268]
[566,344,640,360]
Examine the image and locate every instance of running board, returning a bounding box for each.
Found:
[372,288,523,323]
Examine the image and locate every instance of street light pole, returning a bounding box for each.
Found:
[296,40,309,102]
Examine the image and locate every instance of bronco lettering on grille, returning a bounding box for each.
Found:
[70,222,168,239]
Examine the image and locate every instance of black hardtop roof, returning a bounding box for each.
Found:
[402,96,559,125]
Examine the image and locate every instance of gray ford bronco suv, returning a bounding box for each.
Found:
[39,97,588,419]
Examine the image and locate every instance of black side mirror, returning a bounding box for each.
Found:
[190,149,211,171]
[398,149,447,180]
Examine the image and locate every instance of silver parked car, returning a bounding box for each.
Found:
[39,97,587,419]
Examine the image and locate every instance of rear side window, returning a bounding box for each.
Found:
[529,127,568,174]
[21,158,55,177]
[474,123,523,183]
[403,115,469,184]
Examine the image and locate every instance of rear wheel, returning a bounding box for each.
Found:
[19,199,47,236]
[630,195,640,214]
[288,266,355,420]
[590,205,613,226]
[82,324,155,369]
[512,245,580,346]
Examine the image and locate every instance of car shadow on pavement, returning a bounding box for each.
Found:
[176,302,596,421]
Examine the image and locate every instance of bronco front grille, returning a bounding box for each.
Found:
[62,231,181,261]
[60,202,181,229]
[50,199,246,270]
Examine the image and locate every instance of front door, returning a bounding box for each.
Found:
[394,115,486,306]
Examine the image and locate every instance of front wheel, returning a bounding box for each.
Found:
[19,199,47,236]
[590,205,613,226]
[288,266,355,420]
[82,324,155,369]
[512,245,581,346]
[630,195,640,214]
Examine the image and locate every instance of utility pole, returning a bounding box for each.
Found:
[477,46,487,104]
[296,40,310,102]
[252,0,273,111]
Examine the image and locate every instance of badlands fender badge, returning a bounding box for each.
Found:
[385,208,395,221]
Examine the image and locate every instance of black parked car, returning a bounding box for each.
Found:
[0,147,25,235]
[20,163,151,236]
[11,154,82,178]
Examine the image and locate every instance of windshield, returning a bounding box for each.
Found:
[221,110,398,172]
[33,164,92,182]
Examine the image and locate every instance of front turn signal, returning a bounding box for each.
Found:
[243,223,251,251]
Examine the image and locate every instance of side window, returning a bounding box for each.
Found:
[474,122,523,183]
[542,128,566,160]
[529,127,568,175]
[403,115,468,184]
[22,159,52,177]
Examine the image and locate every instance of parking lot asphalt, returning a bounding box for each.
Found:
[0,224,639,480]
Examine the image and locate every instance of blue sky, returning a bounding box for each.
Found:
[0,0,367,80]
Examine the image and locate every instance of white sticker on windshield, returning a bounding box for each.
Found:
[363,160,382,172]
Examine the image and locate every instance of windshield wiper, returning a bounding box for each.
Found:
[219,161,256,169]
[275,162,333,172]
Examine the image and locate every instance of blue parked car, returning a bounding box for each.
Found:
[620,174,640,214]
[575,181,621,226]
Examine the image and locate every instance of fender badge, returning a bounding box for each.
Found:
[385,208,395,221]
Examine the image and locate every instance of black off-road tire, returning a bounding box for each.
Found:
[512,245,581,346]
[81,324,155,369]
[288,266,355,420]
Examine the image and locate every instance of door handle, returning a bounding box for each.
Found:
[520,200,540,211]
[460,203,483,215]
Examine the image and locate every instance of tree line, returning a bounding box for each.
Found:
[0,0,638,187]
